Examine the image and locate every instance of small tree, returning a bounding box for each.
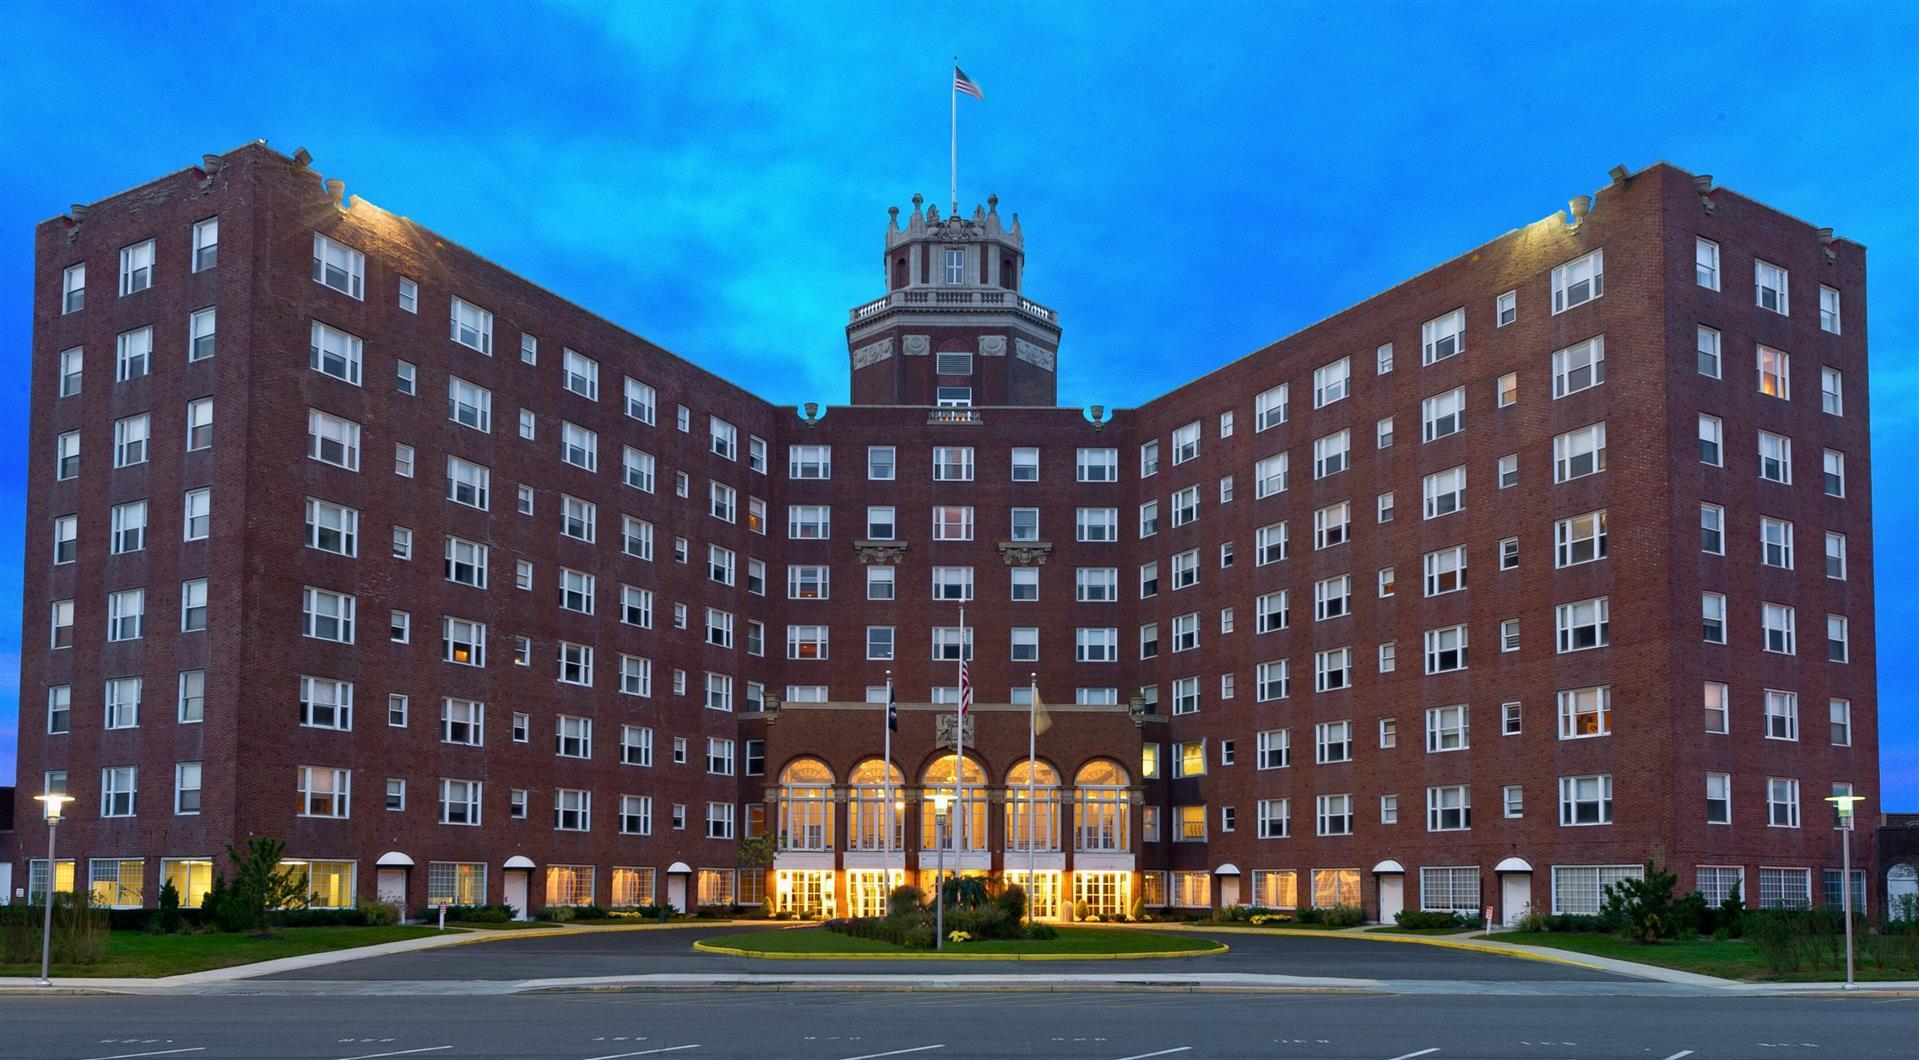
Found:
[224,836,309,936]
[1717,880,1747,939]
[1601,860,1679,943]
[152,880,185,934]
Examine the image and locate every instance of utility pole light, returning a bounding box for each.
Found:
[1825,793,1866,990]
[932,790,952,950]
[33,792,76,989]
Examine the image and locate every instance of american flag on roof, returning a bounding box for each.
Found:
[954,66,985,101]
[958,658,973,715]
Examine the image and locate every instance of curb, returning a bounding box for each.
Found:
[1127,922,1612,974]
[690,934,1229,962]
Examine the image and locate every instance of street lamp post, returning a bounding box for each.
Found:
[1826,793,1865,991]
[932,791,952,950]
[33,792,75,989]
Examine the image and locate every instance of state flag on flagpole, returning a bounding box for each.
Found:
[1033,688,1051,736]
[954,66,985,101]
[887,683,899,733]
[958,658,973,716]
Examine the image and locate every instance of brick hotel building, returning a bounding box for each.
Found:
[3,143,1878,924]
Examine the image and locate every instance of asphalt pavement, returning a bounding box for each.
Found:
[260,924,1626,983]
[2,989,1912,1059]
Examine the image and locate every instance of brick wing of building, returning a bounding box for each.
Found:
[2,143,1879,924]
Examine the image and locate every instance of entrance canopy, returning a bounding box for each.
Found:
[375,851,414,867]
[1372,859,1405,874]
[1494,857,1533,874]
[503,855,536,870]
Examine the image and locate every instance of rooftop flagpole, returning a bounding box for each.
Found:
[951,55,959,216]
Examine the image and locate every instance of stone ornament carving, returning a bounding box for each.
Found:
[903,334,931,356]
[935,714,976,749]
[853,541,909,565]
[978,335,1006,357]
[998,541,1053,566]
[851,338,894,369]
[1014,339,1056,371]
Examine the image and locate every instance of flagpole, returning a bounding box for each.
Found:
[950,55,959,216]
[884,670,895,889]
[1028,671,1038,924]
[955,606,967,864]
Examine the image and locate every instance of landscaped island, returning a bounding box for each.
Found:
[701,925,1222,958]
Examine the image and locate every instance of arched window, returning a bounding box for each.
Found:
[920,754,987,852]
[1890,863,1918,921]
[1074,759,1130,852]
[848,758,905,852]
[777,758,834,852]
[1005,759,1061,852]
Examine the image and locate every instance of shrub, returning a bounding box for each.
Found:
[442,903,515,924]
[1024,921,1058,940]
[1514,910,1551,933]
[0,902,39,963]
[225,837,310,935]
[1394,909,1467,930]
[887,886,923,919]
[536,906,576,923]
[1320,905,1365,928]
[1601,860,1679,943]
[357,898,401,927]
[152,881,186,934]
[1716,882,1746,939]
[52,890,108,964]
[1294,907,1323,925]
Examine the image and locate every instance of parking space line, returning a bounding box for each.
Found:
[836,1047,946,1060]
[1384,1050,1439,1060]
[333,1048,453,1060]
[1660,1053,1695,1060]
[79,1051,206,1060]
[1109,1049,1191,1060]
[581,1047,701,1060]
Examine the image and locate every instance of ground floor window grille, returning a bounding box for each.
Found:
[847,869,906,918]
[1139,870,1169,907]
[698,868,736,907]
[1069,870,1125,917]
[1551,864,1641,915]
[737,867,767,905]
[776,870,834,917]
[1419,866,1480,913]
[291,860,356,908]
[1171,870,1211,909]
[428,861,486,906]
[161,858,214,907]
[611,866,656,907]
[1312,868,1360,908]
[1758,867,1811,909]
[546,864,596,907]
[28,859,77,900]
[1250,869,1298,909]
[1821,869,1865,911]
[1695,866,1743,906]
[88,858,145,908]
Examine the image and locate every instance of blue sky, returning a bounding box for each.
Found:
[0,1,1914,803]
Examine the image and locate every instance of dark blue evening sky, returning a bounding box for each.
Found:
[0,1,1913,803]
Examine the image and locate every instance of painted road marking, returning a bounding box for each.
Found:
[1384,1050,1440,1060]
[581,1047,702,1060]
[332,1048,454,1060]
[1108,1049,1193,1060]
[1660,1051,1696,1060]
[78,1050,205,1060]
[834,1047,946,1060]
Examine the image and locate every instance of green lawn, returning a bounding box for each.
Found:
[1481,931,1918,983]
[708,926,1220,957]
[1366,925,1476,936]
[0,925,443,978]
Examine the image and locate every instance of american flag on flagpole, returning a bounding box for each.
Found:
[954,66,985,101]
[958,658,973,716]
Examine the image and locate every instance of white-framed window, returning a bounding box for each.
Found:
[58,345,82,396]
[1423,545,1466,595]
[1254,452,1288,498]
[1011,446,1039,481]
[789,624,830,660]
[1076,447,1118,482]
[296,765,350,818]
[1172,421,1201,464]
[185,397,213,451]
[1314,649,1352,693]
[1766,778,1800,828]
[562,348,600,400]
[1314,574,1351,622]
[561,421,598,471]
[188,307,216,362]
[1557,686,1611,739]
[1703,681,1730,734]
[312,234,365,299]
[1755,258,1789,315]
[1762,602,1797,655]
[1422,387,1465,442]
[1760,516,1794,569]
[1424,625,1467,674]
[55,431,78,480]
[446,375,491,432]
[933,445,975,481]
[110,500,147,555]
[1255,521,1288,565]
[119,238,156,295]
[1820,367,1843,416]
[439,779,483,826]
[450,296,494,354]
[1257,798,1291,839]
[1313,357,1350,408]
[114,413,151,467]
[1551,336,1605,397]
[1554,597,1610,653]
[1823,449,1846,497]
[555,788,591,831]
[1705,774,1732,825]
[306,409,360,470]
[179,578,208,632]
[1425,704,1469,752]
[1827,614,1849,662]
[1077,627,1120,663]
[100,590,137,643]
[1503,786,1524,819]
[1758,345,1791,400]
[1422,465,1465,519]
[1698,414,1723,466]
[1558,774,1613,826]
[1553,423,1607,481]
[1702,592,1727,644]
[62,262,85,313]
[1829,697,1853,746]
[1313,502,1349,549]
[1695,238,1720,290]
[298,676,353,731]
[1496,290,1516,326]
[1075,507,1116,543]
[301,586,355,643]
[309,321,363,385]
[1819,285,1841,334]
[624,377,657,424]
[1255,384,1289,430]
[1171,485,1199,527]
[1315,794,1354,837]
[1698,325,1722,377]
[175,761,204,815]
[1074,566,1116,603]
[1554,510,1607,567]
[1701,503,1725,554]
[789,444,832,479]
[446,456,490,510]
[1422,308,1464,364]
[103,676,141,729]
[1551,865,1641,915]
[1375,416,1394,449]
[1551,249,1603,313]
[1426,786,1471,832]
[1313,430,1349,478]
[1138,440,1159,478]
[790,564,833,600]
[1825,532,1847,580]
[398,277,418,313]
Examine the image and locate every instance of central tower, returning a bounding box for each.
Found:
[845,194,1062,406]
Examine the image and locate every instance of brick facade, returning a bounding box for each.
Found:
[4,143,1878,924]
